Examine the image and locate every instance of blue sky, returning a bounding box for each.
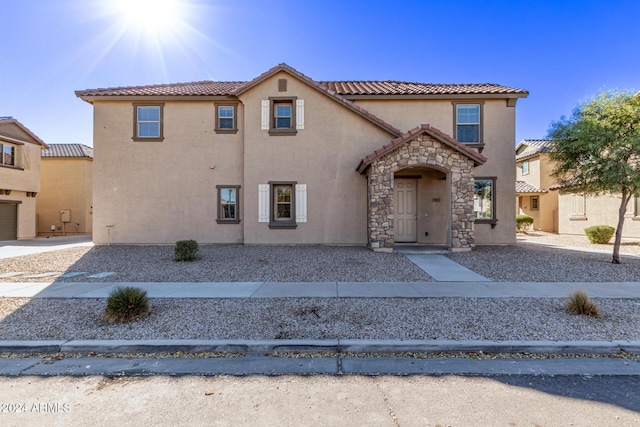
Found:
[1,0,638,146]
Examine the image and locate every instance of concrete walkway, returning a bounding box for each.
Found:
[0,235,93,259]
[3,280,640,299]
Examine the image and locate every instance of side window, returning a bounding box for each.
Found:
[216,186,240,224]
[522,161,529,175]
[530,196,539,210]
[473,178,496,221]
[0,143,16,166]
[453,103,483,145]
[215,103,238,133]
[133,104,164,141]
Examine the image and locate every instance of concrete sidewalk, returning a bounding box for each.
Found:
[0,235,93,259]
[2,279,640,299]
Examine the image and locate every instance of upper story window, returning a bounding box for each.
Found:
[133,104,164,141]
[453,102,483,146]
[522,160,529,175]
[1,143,15,166]
[262,97,302,136]
[215,103,238,134]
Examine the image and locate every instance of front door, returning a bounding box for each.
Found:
[395,179,417,242]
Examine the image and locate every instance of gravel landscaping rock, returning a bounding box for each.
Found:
[1,297,639,342]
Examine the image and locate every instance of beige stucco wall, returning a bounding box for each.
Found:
[38,157,93,235]
[0,124,42,239]
[239,72,395,245]
[557,192,640,237]
[92,100,244,244]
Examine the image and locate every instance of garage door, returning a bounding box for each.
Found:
[0,203,17,240]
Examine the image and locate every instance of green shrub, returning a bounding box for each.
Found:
[516,214,534,232]
[584,225,615,244]
[175,239,199,261]
[103,286,150,323]
[565,290,600,317]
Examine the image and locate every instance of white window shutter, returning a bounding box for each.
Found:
[296,99,304,129]
[296,184,307,223]
[261,100,269,130]
[258,184,269,222]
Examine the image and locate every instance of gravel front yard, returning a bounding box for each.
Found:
[1,234,640,342]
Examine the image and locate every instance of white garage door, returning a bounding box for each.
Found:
[0,203,18,240]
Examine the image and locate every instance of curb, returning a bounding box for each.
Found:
[1,339,639,355]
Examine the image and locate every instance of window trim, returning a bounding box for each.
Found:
[268,97,297,136]
[269,181,297,228]
[216,185,241,224]
[473,176,497,225]
[452,101,484,148]
[522,160,529,175]
[0,142,17,168]
[214,102,238,134]
[132,103,164,141]
[530,195,539,211]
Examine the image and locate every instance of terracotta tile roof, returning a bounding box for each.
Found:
[357,124,487,174]
[322,81,529,96]
[42,143,93,159]
[75,81,245,97]
[76,65,528,98]
[516,180,547,194]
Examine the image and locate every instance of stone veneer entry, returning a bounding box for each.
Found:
[367,134,476,251]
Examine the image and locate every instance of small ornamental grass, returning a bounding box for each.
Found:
[565,290,600,317]
[516,214,534,232]
[103,286,151,323]
[175,239,199,261]
[584,225,615,244]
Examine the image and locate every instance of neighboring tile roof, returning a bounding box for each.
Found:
[0,117,49,148]
[42,143,93,158]
[357,124,487,174]
[516,139,554,161]
[516,181,547,194]
[76,64,529,98]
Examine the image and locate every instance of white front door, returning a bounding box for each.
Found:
[395,179,417,242]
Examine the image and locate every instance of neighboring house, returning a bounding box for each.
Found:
[38,143,93,236]
[0,117,49,240]
[76,64,528,250]
[516,139,640,237]
[515,140,556,232]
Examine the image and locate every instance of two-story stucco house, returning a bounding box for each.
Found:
[0,117,49,240]
[38,144,93,236]
[76,64,528,250]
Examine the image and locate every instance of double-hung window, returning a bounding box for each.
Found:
[133,104,163,141]
[216,185,241,223]
[258,182,307,228]
[215,103,238,133]
[263,97,300,135]
[473,178,496,222]
[454,103,483,145]
[0,143,15,166]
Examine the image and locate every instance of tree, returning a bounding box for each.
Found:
[548,90,640,264]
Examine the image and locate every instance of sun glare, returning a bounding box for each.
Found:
[115,0,182,37]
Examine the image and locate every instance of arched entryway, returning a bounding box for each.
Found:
[356,124,486,252]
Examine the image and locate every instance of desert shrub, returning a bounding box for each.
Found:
[175,239,199,261]
[103,286,150,323]
[584,225,615,244]
[565,290,600,317]
[516,214,534,232]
